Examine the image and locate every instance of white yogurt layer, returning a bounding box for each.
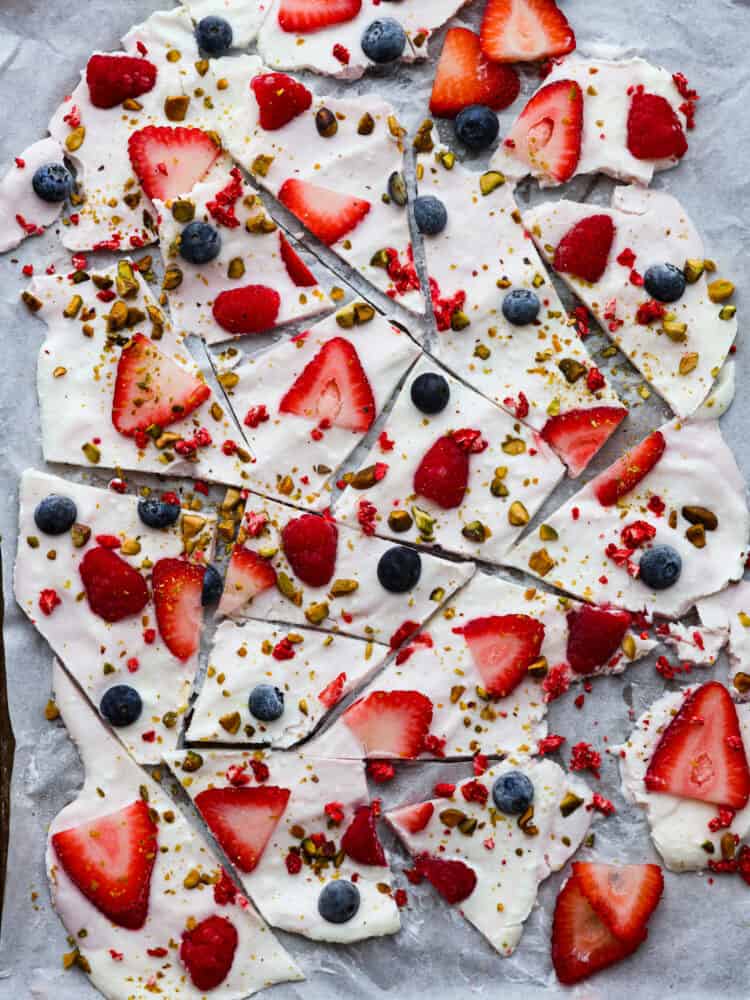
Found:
[660,622,727,668]
[0,138,67,252]
[184,0,271,48]
[699,583,750,701]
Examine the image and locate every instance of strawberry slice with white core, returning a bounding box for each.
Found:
[591,429,666,507]
[644,681,750,809]
[566,605,631,675]
[279,337,376,432]
[430,27,520,118]
[128,127,220,203]
[111,333,211,437]
[278,179,370,246]
[481,0,576,63]
[343,690,433,758]
[540,406,626,477]
[388,801,434,835]
[460,614,545,698]
[573,862,664,946]
[152,557,204,661]
[218,546,277,618]
[278,0,362,33]
[195,786,290,873]
[504,79,583,183]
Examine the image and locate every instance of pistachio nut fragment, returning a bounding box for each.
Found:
[527,656,548,679]
[439,808,466,828]
[164,95,190,121]
[479,170,505,195]
[462,520,489,543]
[559,792,584,817]
[539,524,558,542]
[529,548,555,576]
[388,510,413,533]
[681,505,718,531]
[305,601,329,625]
[502,436,526,456]
[720,304,737,321]
[251,154,274,177]
[220,712,241,735]
[81,442,101,464]
[451,309,470,331]
[412,505,436,539]
[683,258,705,283]
[22,291,43,313]
[707,278,735,303]
[661,316,688,342]
[490,476,509,498]
[558,358,586,383]
[277,572,302,606]
[182,750,203,772]
[679,352,699,375]
[171,199,195,223]
[63,295,83,319]
[437,150,455,170]
[65,127,86,152]
[621,634,636,660]
[315,107,338,138]
[162,266,183,291]
[685,523,706,548]
[346,465,381,490]
[733,672,750,694]
[413,119,434,153]
[508,501,529,527]
[71,523,91,548]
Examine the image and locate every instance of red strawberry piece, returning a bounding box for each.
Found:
[341,804,387,866]
[413,435,469,510]
[644,681,750,810]
[430,27,520,118]
[279,231,318,287]
[127,126,220,203]
[151,558,203,661]
[278,0,361,33]
[112,333,211,436]
[318,671,347,708]
[278,179,370,246]
[591,429,666,507]
[212,285,281,336]
[86,54,157,110]
[461,614,545,698]
[566,605,631,675]
[279,336,376,433]
[218,546,277,617]
[51,799,157,929]
[413,853,477,904]
[505,79,583,183]
[627,91,688,161]
[481,0,576,63]
[251,72,313,130]
[573,862,664,946]
[343,690,433,758]
[388,801,434,835]
[195,786,291,873]
[553,214,616,283]
[281,513,338,587]
[540,406,626,477]
[79,546,149,623]
[180,915,238,991]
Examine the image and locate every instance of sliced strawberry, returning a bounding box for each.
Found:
[79,546,149,623]
[388,801,434,835]
[627,91,688,161]
[151,558,203,661]
[279,337,376,433]
[344,690,433,758]
[591,429,666,507]
[127,126,220,203]
[51,799,157,929]
[341,805,387,866]
[281,513,338,587]
[212,285,281,336]
[553,214,615,284]
[540,406,626,477]
[86,53,157,110]
[566,605,631,675]
[112,334,211,436]
[644,681,750,810]
[251,72,313,130]
[278,179,370,246]
[481,0,576,63]
[278,0,361,33]
[430,27,520,118]
[504,79,582,183]
[413,434,469,510]
[573,862,664,945]
[414,853,477,904]
[318,671,347,708]
[194,786,290,873]
[217,546,277,617]
[279,231,318,287]
[180,915,238,991]
[461,614,545,698]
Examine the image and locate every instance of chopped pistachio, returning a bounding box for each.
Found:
[479,171,505,195]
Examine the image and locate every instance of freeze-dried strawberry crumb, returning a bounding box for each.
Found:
[429,277,466,332]
[244,511,268,537]
[569,741,601,778]
[621,520,656,548]
[96,534,121,549]
[572,306,590,337]
[357,498,378,536]
[586,367,606,392]
[404,867,424,885]
[434,783,456,798]
[141,730,156,743]
[629,269,644,287]
[272,637,295,661]
[461,780,489,805]
[109,949,123,961]
[39,589,61,616]
[206,167,243,229]
[147,947,168,958]
[384,245,421,296]
[333,43,350,64]
[423,734,446,757]
[226,764,250,787]
[616,247,636,268]
[708,807,735,832]
[590,793,616,816]
[250,759,269,782]
[244,404,269,428]
[473,753,489,776]
[379,431,395,452]
[368,761,396,784]
[127,657,139,673]
[194,480,209,496]
[538,733,565,755]
[542,663,570,702]
[143,628,156,644]
[324,801,345,824]
[708,859,738,874]
[214,868,238,905]
[574,693,585,708]
[636,299,667,325]
[285,852,302,874]
[22,264,33,276]
[394,888,408,908]
[647,495,665,516]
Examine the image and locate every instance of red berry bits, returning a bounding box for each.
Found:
[86,54,157,109]
[627,90,688,161]
[553,214,615,283]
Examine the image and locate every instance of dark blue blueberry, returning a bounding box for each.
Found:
[361,18,407,63]
[377,546,422,593]
[196,16,233,56]
[411,371,450,414]
[34,494,77,535]
[492,770,534,815]
[179,220,221,265]
[248,684,285,722]
[202,564,223,606]
[502,288,541,326]
[32,163,73,203]
[414,195,448,236]
[318,880,360,923]
[638,544,682,590]
[455,104,499,151]
[643,263,686,303]
[100,685,142,727]
[137,496,181,529]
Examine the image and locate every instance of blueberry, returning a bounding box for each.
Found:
[34,494,77,535]
[411,372,450,414]
[377,546,422,593]
[638,544,682,590]
[196,15,233,56]
[361,18,407,63]
[414,195,448,236]
[100,685,142,727]
[32,163,73,203]
[248,684,285,722]
[455,104,499,151]
[502,288,541,326]
[202,564,223,606]
[492,771,534,815]
[643,263,686,303]
[179,221,221,265]
[318,880,360,924]
[137,496,181,530]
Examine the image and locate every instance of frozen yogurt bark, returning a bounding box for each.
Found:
[15,469,215,762]
[417,149,626,475]
[47,660,301,998]
[658,621,727,669]
[524,186,737,418]
[386,758,593,955]
[0,138,68,252]
[163,747,401,942]
[698,583,750,699]
[334,355,566,563]
[183,0,271,48]
[506,418,749,619]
